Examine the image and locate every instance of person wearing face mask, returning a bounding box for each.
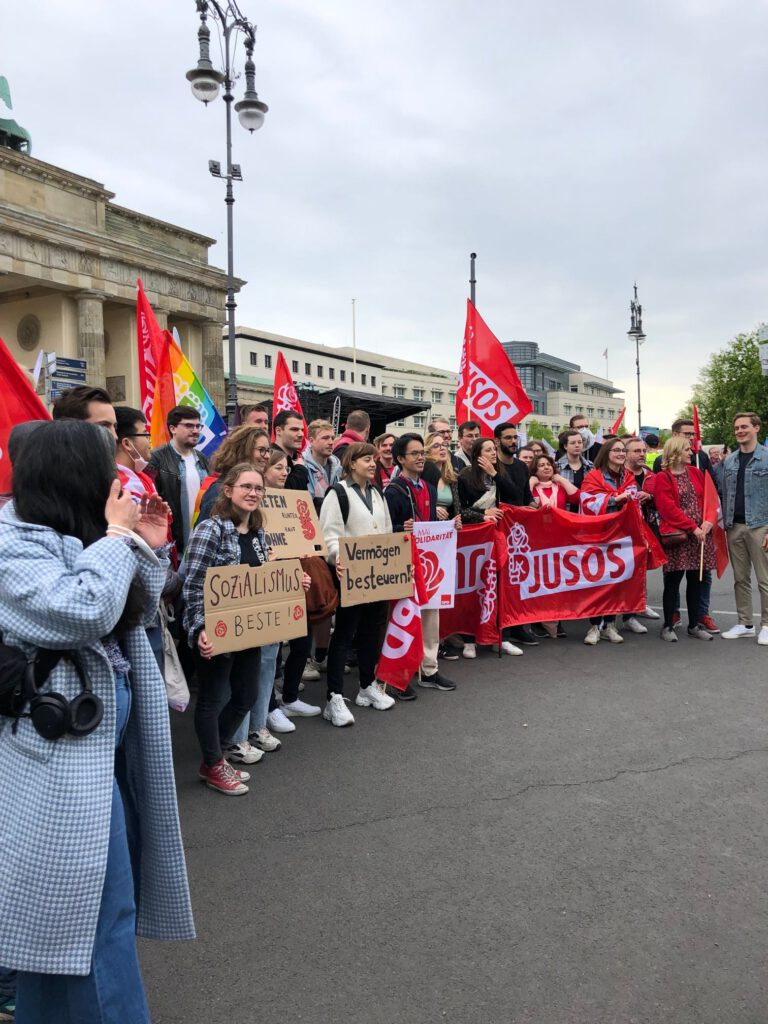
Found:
[569,415,603,463]
[115,407,154,499]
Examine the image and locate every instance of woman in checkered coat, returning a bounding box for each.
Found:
[0,421,194,1022]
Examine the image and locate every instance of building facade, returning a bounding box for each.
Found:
[0,148,231,408]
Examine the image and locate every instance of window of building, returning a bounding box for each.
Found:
[570,385,578,393]
[361,373,367,386]
[449,416,456,427]
[449,391,456,402]
[292,360,299,374]
[396,419,405,427]
[519,367,535,390]
[431,390,443,403]
[264,354,272,369]
[371,376,376,387]
[351,372,355,384]
[413,387,424,400]
[576,405,583,413]
[564,404,572,414]
[394,386,406,399]
[340,369,346,382]
[317,365,323,378]
[305,362,311,375]
[249,352,257,366]
[587,407,594,416]
[328,367,335,380]
[414,415,425,428]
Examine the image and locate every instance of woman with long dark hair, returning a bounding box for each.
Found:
[0,419,193,1022]
[457,437,520,523]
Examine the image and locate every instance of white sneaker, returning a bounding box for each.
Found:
[281,698,322,717]
[323,693,355,727]
[583,625,601,645]
[224,741,264,765]
[623,616,648,634]
[267,707,296,733]
[758,627,768,646]
[250,729,281,752]
[301,663,320,681]
[600,624,624,644]
[355,683,395,710]
[492,641,524,656]
[462,643,477,659]
[721,624,756,639]
[310,658,327,673]
[640,605,660,620]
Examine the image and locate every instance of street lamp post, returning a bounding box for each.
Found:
[186,0,268,427]
[627,283,645,435]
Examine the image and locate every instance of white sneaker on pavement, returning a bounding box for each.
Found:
[721,624,756,639]
[758,627,768,646]
[355,683,395,710]
[301,663,321,681]
[323,693,355,727]
[640,605,660,620]
[462,643,477,659]
[623,616,648,634]
[281,698,322,717]
[492,641,524,656]
[224,741,263,765]
[583,625,601,645]
[250,729,281,752]
[600,624,624,644]
[267,707,296,733]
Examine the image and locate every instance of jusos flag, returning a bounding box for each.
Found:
[439,502,661,641]
[455,300,533,437]
[271,352,308,446]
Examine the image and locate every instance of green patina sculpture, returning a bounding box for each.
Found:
[0,77,31,154]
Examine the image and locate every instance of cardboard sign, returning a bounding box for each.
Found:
[204,558,307,655]
[339,532,413,607]
[260,488,328,558]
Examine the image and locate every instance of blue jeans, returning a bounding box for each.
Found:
[231,642,279,743]
[16,672,150,1024]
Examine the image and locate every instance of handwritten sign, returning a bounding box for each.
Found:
[260,488,328,558]
[339,532,413,607]
[204,558,307,655]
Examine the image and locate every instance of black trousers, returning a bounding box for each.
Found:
[663,570,701,629]
[282,628,313,704]
[193,647,261,766]
[326,601,388,698]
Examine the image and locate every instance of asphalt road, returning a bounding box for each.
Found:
[140,567,768,1024]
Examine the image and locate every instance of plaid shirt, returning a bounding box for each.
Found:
[182,515,268,646]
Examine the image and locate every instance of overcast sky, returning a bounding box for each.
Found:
[5,0,768,429]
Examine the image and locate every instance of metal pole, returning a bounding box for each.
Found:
[469,252,476,306]
[223,27,238,428]
[636,335,642,435]
[351,297,357,381]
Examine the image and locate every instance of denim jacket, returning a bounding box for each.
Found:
[722,444,768,528]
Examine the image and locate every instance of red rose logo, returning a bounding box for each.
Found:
[419,550,445,601]
[296,498,315,540]
[214,621,227,638]
[293,605,304,621]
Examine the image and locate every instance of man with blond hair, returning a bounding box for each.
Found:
[304,419,341,506]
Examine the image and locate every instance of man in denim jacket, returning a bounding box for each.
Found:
[721,411,768,644]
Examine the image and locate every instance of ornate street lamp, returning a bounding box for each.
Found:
[627,283,645,435]
[186,0,268,426]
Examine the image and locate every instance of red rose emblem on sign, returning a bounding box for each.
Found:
[296,498,315,540]
[214,621,227,638]
[293,605,304,621]
[418,550,445,601]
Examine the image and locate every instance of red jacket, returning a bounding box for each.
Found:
[653,465,704,534]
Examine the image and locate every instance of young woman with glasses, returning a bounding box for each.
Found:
[195,426,272,526]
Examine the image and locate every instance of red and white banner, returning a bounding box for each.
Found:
[455,300,533,436]
[377,536,427,691]
[136,279,166,422]
[438,521,506,645]
[271,352,307,445]
[412,521,457,609]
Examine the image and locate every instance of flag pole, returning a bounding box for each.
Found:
[699,538,705,582]
[467,253,477,420]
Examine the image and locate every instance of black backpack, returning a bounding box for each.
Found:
[323,483,350,525]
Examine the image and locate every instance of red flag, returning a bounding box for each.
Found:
[702,472,729,578]
[136,279,167,423]
[455,300,533,436]
[692,404,702,453]
[376,536,426,691]
[0,337,51,492]
[610,407,626,435]
[271,352,307,445]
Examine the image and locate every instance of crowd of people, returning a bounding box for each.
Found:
[0,384,766,1022]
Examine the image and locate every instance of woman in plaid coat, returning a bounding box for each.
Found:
[0,421,194,1022]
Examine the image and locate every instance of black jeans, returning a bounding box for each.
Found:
[663,570,701,629]
[193,647,261,766]
[326,601,388,698]
[282,628,313,704]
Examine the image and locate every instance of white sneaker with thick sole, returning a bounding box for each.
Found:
[583,625,601,645]
[281,698,322,717]
[224,742,264,765]
[310,658,327,673]
[492,641,524,656]
[640,605,660,620]
[758,627,768,646]
[462,643,477,659]
[600,624,624,644]
[301,663,321,681]
[355,683,395,710]
[267,707,296,733]
[623,616,648,634]
[250,729,281,752]
[721,624,756,639]
[323,693,355,727]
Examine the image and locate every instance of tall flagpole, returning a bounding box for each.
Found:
[469,252,477,306]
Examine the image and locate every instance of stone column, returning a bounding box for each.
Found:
[154,309,169,331]
[201,320,226,412]
[75,291,106,387]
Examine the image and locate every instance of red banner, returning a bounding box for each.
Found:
[455,300,533,436]
[271,352,307,445]
[136,279,166,422]
[702,471,729,578]
[377,536,427,690]
[440,503,655,639]
[0,336,50,492]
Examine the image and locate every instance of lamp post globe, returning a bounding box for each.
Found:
[186,66,225,104]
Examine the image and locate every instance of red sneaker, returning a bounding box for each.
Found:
[698,614,720,634]
[199,759,249,795]
[672,612,681,629]
[198,760,250,783]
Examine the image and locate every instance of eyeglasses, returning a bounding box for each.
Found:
[127,432,151,439]
[430,443,448,450]
[612,448,627,454]
[253,447,271,456]
[235,483,264,494]
[406,450,427,458]
[180,423,202,431]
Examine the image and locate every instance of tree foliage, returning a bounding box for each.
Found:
[525,419,557,446]
[689,328,768,444]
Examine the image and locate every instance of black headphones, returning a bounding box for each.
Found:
[25,651,104,740]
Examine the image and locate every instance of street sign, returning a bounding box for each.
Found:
[48,384,70,400]
[51,369,87,383]
[56,357,87,370]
